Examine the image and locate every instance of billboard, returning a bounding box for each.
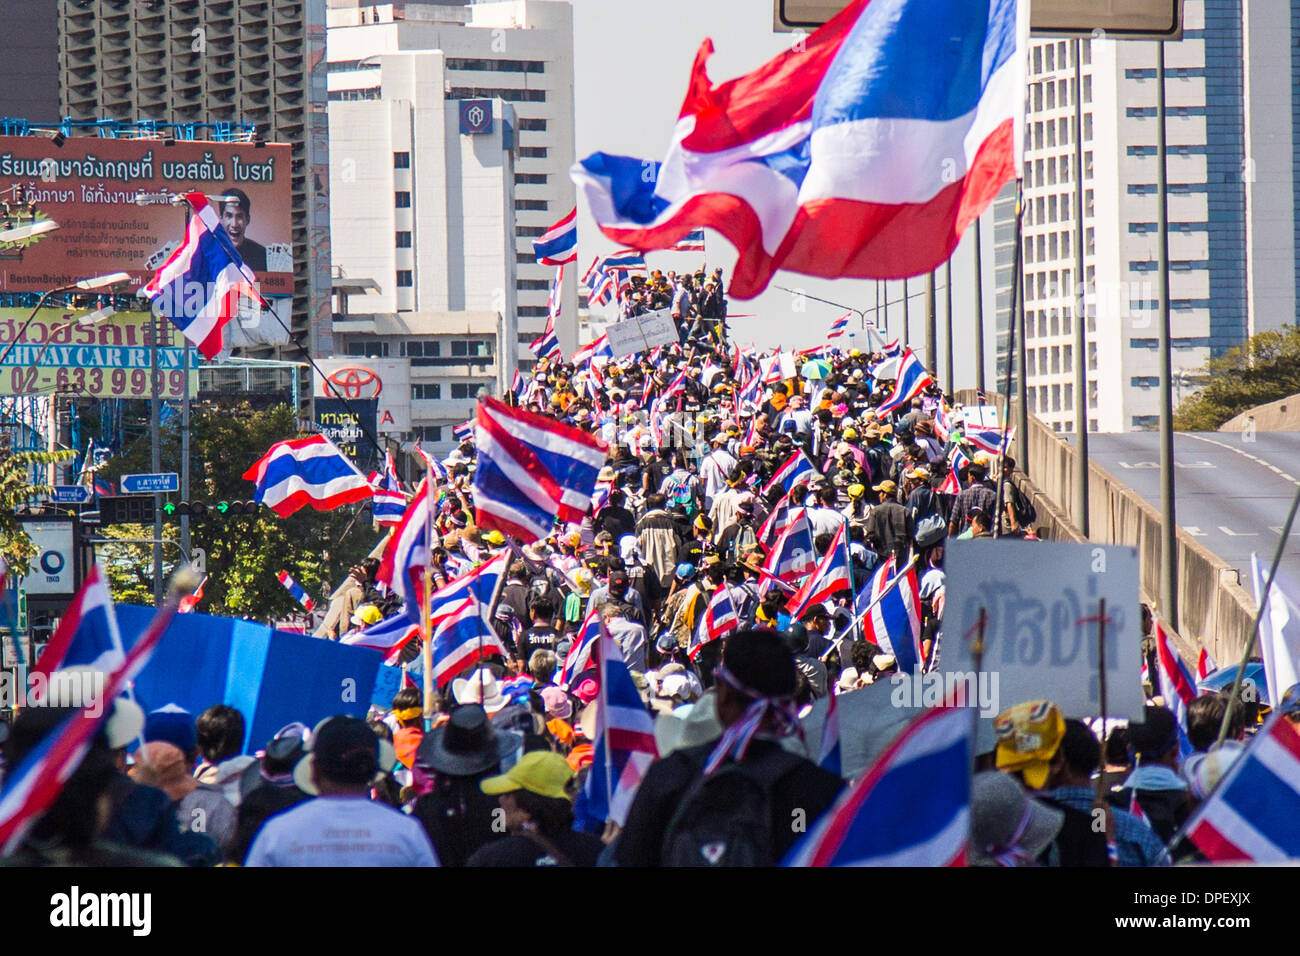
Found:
[315,397,377,465]
[17,516,78,599]
[0,137,293,295]
[0,308,198,399]
[313,358,411,432]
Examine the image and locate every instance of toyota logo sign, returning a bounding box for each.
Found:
[326,366,383,399]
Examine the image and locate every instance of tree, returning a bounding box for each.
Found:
[0,449,77,575]
[97,401,383,620]
[1174,327,1300,431]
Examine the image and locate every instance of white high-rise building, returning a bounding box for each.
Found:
[1004,0,1297,433]
[326,0,577,372]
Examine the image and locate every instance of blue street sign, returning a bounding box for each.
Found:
[49,485,90,504]
[120,472,180,494]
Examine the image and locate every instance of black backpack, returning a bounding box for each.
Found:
[1036,797,1110,867]
[1008,483,1037,529]
[661,747,804,866]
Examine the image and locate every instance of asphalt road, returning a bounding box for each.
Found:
[1072,431,1300,588]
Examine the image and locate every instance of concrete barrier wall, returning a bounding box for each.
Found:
[953,391,1256,664]
[1220,391,1300,433]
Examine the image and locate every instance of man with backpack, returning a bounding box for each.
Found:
[611,629,844,866]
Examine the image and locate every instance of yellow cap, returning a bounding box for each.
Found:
[485,529,506,546]
[480,750,574,800]
[351,604,383,626]
[847,483,865,499]
[993,700,1065,789]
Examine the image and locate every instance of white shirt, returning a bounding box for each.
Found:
[806,506,845,541]
[246,796,439,868]
[699,448,737,504]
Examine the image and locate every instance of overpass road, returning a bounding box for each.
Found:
[1069,431,1300,590]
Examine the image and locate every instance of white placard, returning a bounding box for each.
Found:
[604,308,680,359]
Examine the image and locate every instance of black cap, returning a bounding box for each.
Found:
[312,716,378,785]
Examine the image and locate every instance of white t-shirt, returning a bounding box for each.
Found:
[245,796,439,868]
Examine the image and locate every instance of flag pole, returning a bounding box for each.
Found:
[820,554,920,661]
[841,519,863,650]
[1091,598,1119,866]
[420,470,435,733]
[992,178,1025,540]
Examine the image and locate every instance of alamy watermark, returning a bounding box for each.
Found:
[0,666,107,718]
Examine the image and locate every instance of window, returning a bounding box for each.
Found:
[1051,346,1060,373]
[402,340,440,358]
[444,57,545,74]
[1089,379,1098,408]
[1051,384,1061,412]
[396,270,413,287]
[519,146,549,159]
[1034,84,1043,111]
[517,305,550,317]
[516,225,547,238]
[518,118,548,131]
[396,231,412,248]
[517,278,550,291]
[517,252,537,264]
[412,384,441,400]
[1062,311,1071,336]
[328,87,381,101]
[1058,117,1069,145]
[1027,350,1036,375]
[1062,232,1070,258]
[451,340,493,358]
[1063,344,1073,369]
[515,173,547,185]
[346,340,388,357]
[1047,157,1056,185]
[1085,188,1094,217]
[1083,114,1093,141]
[516,199,548,211]
[1047,195,1057,222]
[1045,45,1055,71]
[447,86,546,103]
[1049,234,1058,260]
[1047,122,1056,148]
[1038,346,1048,372]
[1064,383,1073,408]
[395,191,411,208]
[413,425,442,442]
[1033,47,1042,74]
[1046,83,1055,110]
[451,383,479,399]
[393,151,410,169]
[1082,75,1092,104]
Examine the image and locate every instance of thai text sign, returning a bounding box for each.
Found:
[0,136,293,295]
[0,309,198,399]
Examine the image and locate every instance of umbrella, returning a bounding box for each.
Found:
[1197,662,1269,706]
[801,358,832,380]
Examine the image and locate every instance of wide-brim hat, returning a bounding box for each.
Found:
[452,669,508,714]
[653,692,723,756]
[416,704,521,777]
[292,717,397,797]
[968,771,1063,867]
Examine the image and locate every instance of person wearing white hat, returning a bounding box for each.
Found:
[452,668,508,715]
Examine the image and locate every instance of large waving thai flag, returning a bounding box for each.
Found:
[581,626,658,828]
[787,524,852,618]
[758,490,796,550]
[1153,620,1197,759]
[763,449,818,496]
[826,313,850,339]
[341,610,420,664]
[472,397,607,543]
[242,434,374,518]
[368,452,407,527]
[1184,713,1300,862]
[861,556,923,674]
[573,0,1024,299]
[431,596,509,687]
[29,564,122,696]
[785,705,970,866]
[875,348,936,417]
[965,424,1013,455]
[532,207,578,265]
[140,192,265,359]
[572,334,614,367]
[762,508,817,585]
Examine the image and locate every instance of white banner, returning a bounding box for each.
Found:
[604,308,679,359]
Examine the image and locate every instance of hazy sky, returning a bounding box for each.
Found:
[568,0,1001,389]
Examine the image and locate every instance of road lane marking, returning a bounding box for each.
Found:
[1184,526,1207,536]
[1181,434,1300,488]
[1219,526,1257,536]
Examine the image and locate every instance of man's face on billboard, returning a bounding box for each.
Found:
[221,201,250,244]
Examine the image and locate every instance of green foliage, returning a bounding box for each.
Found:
[0,449,78,575]
[1175,327,1300,431]
[99,402,381,617]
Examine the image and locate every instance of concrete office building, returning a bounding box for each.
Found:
[1001,0,1298,433]
[326,0,577,372]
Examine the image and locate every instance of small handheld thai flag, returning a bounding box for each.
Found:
[140,192,265,359]
[691,586,739,660]
[243,434,374,518]
[1197,647,1216,681]
[876,349,936,417]
[452,420,475,444]
[560,610,602,687]
[414,443,449,482]
[342,610,420,664]
[785,706,971,867]
[786,524,852,619]
[671,229,706,252]
[965,424,1013,456]
[860,557,923,675]
[763,449,817,496]
[762,508,817,586]
[532,207,578,265]
[826,313,850,339]
[430,596,508,687]
[277,571,316,612]
[938,447,971,496]
[368,452,406,527]
[1153,620,1196,759]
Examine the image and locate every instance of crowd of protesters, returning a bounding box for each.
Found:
[1,301,1262,869]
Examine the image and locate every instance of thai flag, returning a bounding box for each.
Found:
[1153,620,1197,759]
[376,479,434,613]
[431,596,509,687]
[510,370,525,402]
[881,339,902,359]
[1184,713,1300,861]
[428,553,508,627]
[1198,647,1216,682]
[875,348,936,417]
[572,334,613,367]
[660,366,690,402]
[529,266,565,361]
[140,192,265,359]
[965,424,1012,455]
[603,250,647,271]
[763,449,817,496]
[758,490,796,550]
[671,229,706,252]
[762,508,817,585]
[581,626,658,827]
[861,557,923,674]
[573,0,1024,300]
[29,564,122,694]
[452,420,475,444]
[368,452,407,527]
[762,353,786,385]
[560,610,602,687]
[938,447,970,496]
[242,434,374,518]
[532,207,578,265]
[787,524,852,619]
[934,403,955,443]
[819,690,841,777]
[277,570,316,612]
[692,586,739,659]
[341,610,420,664]
[584,259,616,306]
[590,476,613,515]
[785,705,971,866]
[471,396,607,543]
[826,313,850,339]
[413,443,449,482]
[0,596,175,854]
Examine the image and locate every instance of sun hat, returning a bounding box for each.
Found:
[653,691,723,756]
[452,669,508,714]
[968,770,1064,866]
[415,704,521,777]
[293,715,397,796]
[993,699,1066,789]
[540,685,573,721]
[240,722,311,799]
[131,741,197,803]
[480,750,575,800]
